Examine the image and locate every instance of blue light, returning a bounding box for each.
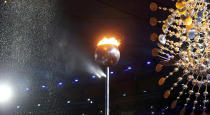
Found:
[122,93,127,97]
[127,66,132,70]
[92,75,96,79]
[147,61,151,65]
[41,85,46,88]
[74,78,79,82]
[72,78,79,84]
[25,88,30,91]
[57,82,63,87]
[143,90,148,93]
[67,100,70,104]
[87,98,91,102]
[110,71,114,74]
[124,66,132,71]
[37,104,41,107]
[17,106,20,109]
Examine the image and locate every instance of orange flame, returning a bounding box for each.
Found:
[97,37,120,47]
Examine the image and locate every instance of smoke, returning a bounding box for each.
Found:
[52,29,106,78]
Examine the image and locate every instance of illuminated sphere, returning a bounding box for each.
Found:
[150,2,158,12]
[95,44,120,66]
[175,1,186,9]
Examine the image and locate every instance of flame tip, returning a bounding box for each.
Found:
[97,37,120,47]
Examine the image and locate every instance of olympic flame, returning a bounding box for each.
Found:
[97,37,120,47]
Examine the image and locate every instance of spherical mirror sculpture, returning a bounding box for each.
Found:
[95,37,120,66]
[150,0,210,114]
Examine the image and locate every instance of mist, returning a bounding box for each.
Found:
[0,0,105,81]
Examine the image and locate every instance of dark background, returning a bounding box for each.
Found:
[0,0,209,115]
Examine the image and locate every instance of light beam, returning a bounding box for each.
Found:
[0,84,13,103]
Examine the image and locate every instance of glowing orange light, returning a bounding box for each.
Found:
[97,37,120,47]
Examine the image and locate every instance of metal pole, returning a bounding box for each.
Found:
[105,66,110,115]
